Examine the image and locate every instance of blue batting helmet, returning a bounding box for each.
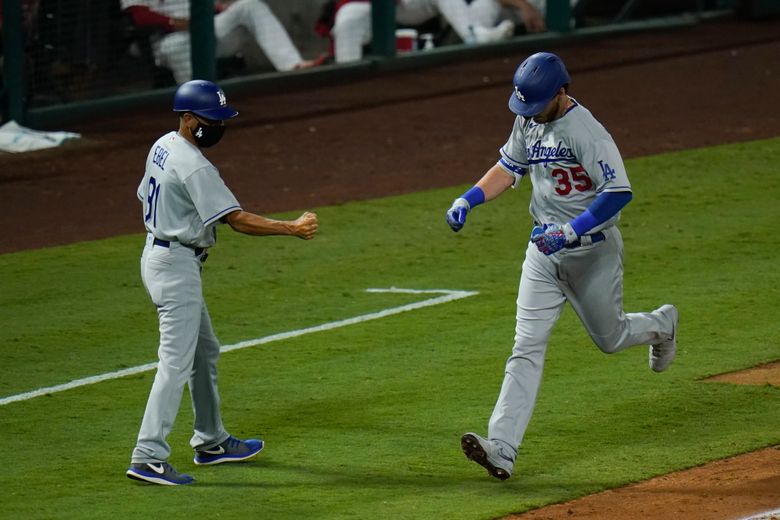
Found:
[173,80,239,120]
[508,52,570,117]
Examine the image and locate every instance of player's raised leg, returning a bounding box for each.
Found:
[561,228,677,369]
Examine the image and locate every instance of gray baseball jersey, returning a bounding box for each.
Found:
[498,98,632,226]
[482,98,675,460]
[137,131,240,248]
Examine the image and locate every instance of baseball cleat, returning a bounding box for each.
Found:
[194,435,264,465]
[126,462,194,486]
[649,304,678,372]
[461,433,514,481]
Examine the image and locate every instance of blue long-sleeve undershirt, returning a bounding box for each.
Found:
[570,191,633,236]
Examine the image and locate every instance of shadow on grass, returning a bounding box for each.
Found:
[186,457,605,499]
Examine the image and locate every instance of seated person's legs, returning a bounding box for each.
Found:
[157,31,192,84]
[332,2,372,63]
[215,0,308,71]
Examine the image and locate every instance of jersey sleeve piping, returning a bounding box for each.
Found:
[499,146,528,182]
[598,185,632,193]
[204,205,242,226]
[499,157,527,175]
[500,145,525,165]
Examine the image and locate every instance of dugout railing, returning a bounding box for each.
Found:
[0,0,763,128]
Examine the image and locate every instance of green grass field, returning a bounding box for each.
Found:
[1,138,779,519]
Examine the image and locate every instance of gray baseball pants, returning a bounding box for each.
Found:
[131,235,228,463]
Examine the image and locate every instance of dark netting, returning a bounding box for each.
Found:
[25,1,134,107]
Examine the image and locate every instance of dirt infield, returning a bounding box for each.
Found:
[506,446,780,520]
[1,14,779,519]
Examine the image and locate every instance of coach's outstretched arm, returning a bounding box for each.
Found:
[225,210,318,240]
[446,165,517,232]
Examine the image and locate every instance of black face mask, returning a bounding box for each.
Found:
[191,120,225,148]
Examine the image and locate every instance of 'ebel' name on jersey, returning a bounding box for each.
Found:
[526,140,575,162]
[153,145,170,171]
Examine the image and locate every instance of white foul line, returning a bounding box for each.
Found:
[736,508,780,520]
[0,287,478,407]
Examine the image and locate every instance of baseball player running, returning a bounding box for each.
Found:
[126,79,318,486]
[446,52,678,480]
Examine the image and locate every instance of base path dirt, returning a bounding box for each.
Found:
[705,361,780,387]
[505,447,780,520]
[506,363,780,520]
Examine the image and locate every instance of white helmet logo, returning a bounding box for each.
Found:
[218,90,227,107]
[515,86,525,102]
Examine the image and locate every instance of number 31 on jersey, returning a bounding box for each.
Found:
[145,176,161,227]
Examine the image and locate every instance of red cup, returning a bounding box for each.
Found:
[395,29,418,53]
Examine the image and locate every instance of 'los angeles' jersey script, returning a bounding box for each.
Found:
[137,131,241,248]
[498,98,631,231]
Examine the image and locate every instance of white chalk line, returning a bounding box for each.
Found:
[0,287,478,407]
[736,508,780,520]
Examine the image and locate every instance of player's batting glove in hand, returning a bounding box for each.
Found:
[530,225,545,241]
[532,223,578,255]
[446,198,470,232]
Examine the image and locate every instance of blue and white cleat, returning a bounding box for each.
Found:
[194,435,264,465]
[126,462,194,486]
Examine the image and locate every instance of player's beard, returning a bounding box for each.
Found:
[533,104,556,123]
[532,107,552,123]
[532,95,566,123]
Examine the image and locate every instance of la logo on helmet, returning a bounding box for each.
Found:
[218,90,227,107]
[514,86,525,102]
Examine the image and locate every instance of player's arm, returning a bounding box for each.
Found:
[568,191,632,237]
[477,164,517,200]
[224,209,318,240]
[445,164,516,232]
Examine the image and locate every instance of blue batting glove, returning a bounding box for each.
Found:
[446,198,470,232]
[531,223,568,255]
[530,225,545,240]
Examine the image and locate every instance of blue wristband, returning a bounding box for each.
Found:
[462,186,485,208]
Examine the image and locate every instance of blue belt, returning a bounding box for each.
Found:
[565,231,605,249]
[153,238,206,258]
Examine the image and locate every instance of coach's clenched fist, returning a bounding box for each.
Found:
[292,211,318,240]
